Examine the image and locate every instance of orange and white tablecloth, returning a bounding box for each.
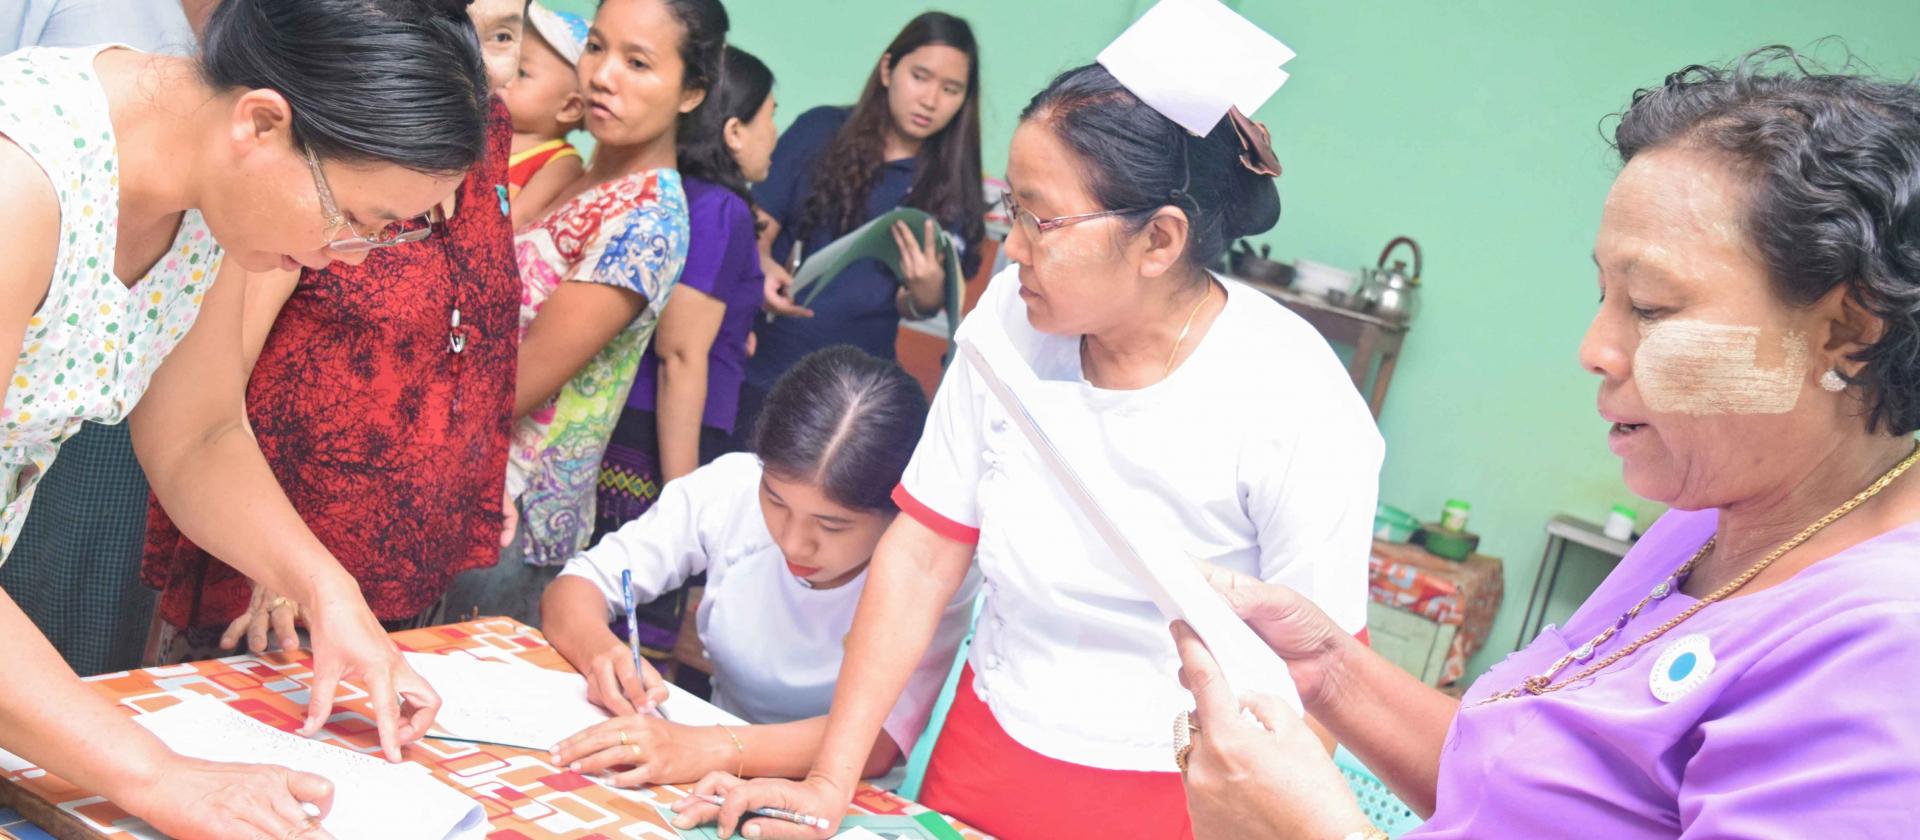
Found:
[0,618,985,839]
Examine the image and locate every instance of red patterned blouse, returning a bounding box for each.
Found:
[141,102,520,626]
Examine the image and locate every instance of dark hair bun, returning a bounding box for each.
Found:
[1219,141,1281,240]
[1021,63,1282,270]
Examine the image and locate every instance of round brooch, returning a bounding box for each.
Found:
[1648,633,1715,703]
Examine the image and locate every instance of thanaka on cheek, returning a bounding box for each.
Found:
[1635,319,1808,415]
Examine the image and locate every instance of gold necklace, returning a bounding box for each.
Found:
[1480,443,1920,705]
[1164,281,1213,377]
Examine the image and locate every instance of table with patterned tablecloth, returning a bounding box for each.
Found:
[1368,540,1504,685]
[0,618,986,840]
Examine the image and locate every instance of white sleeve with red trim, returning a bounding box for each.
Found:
[893,302,995,544]
[1242,402,1384,639]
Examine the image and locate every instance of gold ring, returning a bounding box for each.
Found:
[630,743,642,761]
[267,597,293,611]
[619,730,628,746]
[1172,709,1198,771]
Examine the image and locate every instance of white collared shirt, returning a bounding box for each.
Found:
[895,267,1381,771]
[561,453,979,752]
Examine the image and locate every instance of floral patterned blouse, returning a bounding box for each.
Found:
[507,168,688,565]
[0,45,220,560]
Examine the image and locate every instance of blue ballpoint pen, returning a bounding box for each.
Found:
[619,570,667,719]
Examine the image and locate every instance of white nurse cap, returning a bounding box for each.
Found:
[1096,0,1293,175]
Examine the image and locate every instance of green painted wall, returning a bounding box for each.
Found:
[548,0,1920,679]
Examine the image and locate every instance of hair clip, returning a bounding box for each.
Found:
[1227,107,1281,178]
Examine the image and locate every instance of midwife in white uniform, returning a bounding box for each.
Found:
[543,347,978,786]
[697,11,1384,839]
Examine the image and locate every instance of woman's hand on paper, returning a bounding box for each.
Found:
[670,771,846,840]
[220,582,302,655]
[124,755,337,840]
[1193,563,1353,708]
[550,714,723,787]
[296,582,441,762]
[582,640,669,716]
[1172,621,1369,840]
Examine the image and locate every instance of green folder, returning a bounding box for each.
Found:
[788,207,966,348]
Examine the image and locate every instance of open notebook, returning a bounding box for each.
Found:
[405,651,746,751]
[132,694,486,840]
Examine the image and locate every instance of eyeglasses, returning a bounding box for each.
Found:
[999,193,1145,242]
[303,144,440,253]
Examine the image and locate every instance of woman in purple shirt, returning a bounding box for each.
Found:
[1170,52,1920,840]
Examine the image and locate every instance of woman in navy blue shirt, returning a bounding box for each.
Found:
[741,11,985,440]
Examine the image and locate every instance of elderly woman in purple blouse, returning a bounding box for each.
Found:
[1170,51,1920,840]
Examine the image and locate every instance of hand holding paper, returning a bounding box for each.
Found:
[788,207,964,343]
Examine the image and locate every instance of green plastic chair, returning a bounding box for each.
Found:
[895,603,1424,840]
[1334,746,1424,836]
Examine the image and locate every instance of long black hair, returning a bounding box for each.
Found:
[678,45,775,203]
[752,346,929,512]
[797,11,985,248]
[1021,63,1282,275]
[199,0,491,174]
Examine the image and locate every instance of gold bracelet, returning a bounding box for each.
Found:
[716,723,745,776]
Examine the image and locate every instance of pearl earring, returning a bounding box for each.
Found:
[1820,368,1848,392]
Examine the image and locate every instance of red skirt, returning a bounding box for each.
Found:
[919,665,1195,840]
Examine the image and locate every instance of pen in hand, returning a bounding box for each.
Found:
[691,793,830,830]
[618,570,668,720]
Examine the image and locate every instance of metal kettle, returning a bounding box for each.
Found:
[1356,236,1422,323]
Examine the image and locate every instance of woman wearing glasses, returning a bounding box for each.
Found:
[685,61,1382,840]
[140,0,528,665]
[0,0,491,835]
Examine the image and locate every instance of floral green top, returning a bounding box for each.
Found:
[507,168,688,565]
[0,45,221,559]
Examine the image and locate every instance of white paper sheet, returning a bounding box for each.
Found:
[405,651,745,751]
[958,333,1303,713]
[1096,0,1296,135]
[132,694,486,840]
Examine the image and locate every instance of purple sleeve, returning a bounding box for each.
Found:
[1678,602,1920,836]
[680,190,749,297]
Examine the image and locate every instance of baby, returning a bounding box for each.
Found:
[503,1,588,228]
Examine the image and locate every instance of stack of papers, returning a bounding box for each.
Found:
[405,651,745,751]
[133,694,486,840]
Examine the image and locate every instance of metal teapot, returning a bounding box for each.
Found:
[1356,236,1421,323]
